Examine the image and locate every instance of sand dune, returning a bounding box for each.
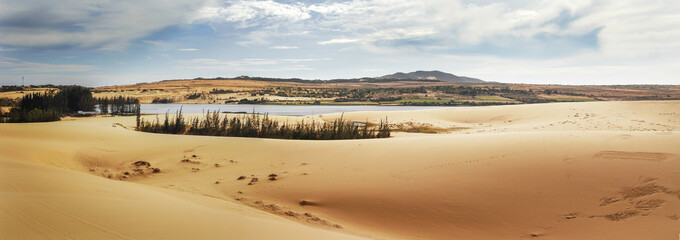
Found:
[1,101,679,239]
[0,149,368,240]
[331,100,680,133]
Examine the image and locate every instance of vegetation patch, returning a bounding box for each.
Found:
[186,92,202,100]
[136,110,391,140]
[0,98,15,107]
[395,99,452,104]
[210,88,236,94]
[392,122,467,134]
[152,97,175,103]
[475,95,511,100]
[550,97,598,102]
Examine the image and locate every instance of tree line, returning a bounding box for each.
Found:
[2,86,96,122]
[1,86,141,122]
[190,76,439,84]
[96,96,140,115]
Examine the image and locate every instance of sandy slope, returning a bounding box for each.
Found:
[1,101,680,239]
[0,157,368,240]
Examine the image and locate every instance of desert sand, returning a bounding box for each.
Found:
[1,101,679,239]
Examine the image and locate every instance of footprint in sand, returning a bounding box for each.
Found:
[591,180,678,221]
[592,151,668,162]
[635,199,665,210]
[603,210,639,221]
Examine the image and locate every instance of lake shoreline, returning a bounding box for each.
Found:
[140,103,447,116]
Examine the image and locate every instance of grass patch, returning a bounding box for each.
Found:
[250,101,380,105]
[475,96,505,100]
[550,98,598,102]
[395,99,452,103]
[319,101,379,105]
[392,122,468,134]
[474,96,516,102]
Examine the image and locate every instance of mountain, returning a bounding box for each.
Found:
[378,70,484,83]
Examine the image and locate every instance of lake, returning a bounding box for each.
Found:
[141,104,444,116]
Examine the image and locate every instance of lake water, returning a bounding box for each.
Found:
[141,104,444,116]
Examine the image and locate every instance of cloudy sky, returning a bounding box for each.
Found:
[1,0,679,86]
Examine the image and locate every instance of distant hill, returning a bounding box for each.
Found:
[379,70,484,83]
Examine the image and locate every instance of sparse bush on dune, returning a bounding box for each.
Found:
[136,108,186,134]
[136,109,390,140]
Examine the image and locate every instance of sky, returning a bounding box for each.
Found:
[0,0,679,87]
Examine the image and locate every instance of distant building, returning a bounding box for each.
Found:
[77,111,98,115]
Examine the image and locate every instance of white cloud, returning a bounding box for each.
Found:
[318,38,361,45]
[179,48,200,51]
[0,57,95,73]
[0,0,211,49]
[269,46,299,49]
[456,54,680,85]
[192,0,680,84]
[235,30,276,46]
[195,0,310,28]
[310,0,603,47]
[177,57,332,73]
[143,40,169,47]
[0,73,182,87]
[198,0,679,60]
[4,0,678,60]
[195,0,600,52]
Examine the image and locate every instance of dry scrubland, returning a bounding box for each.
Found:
[1,101,680,239]
[3,80,680,107]
[90,79,680,104]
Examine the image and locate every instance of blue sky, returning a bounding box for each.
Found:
[1,0,679,86]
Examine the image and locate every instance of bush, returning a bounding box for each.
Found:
[24,108,60,122]
[210,89,235,94]
[186,93,202,100]
[0,98,15,107]
[0,86,26,92]
[152,98,174,103]
[136,109,185,134]
[238,98,267,104]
